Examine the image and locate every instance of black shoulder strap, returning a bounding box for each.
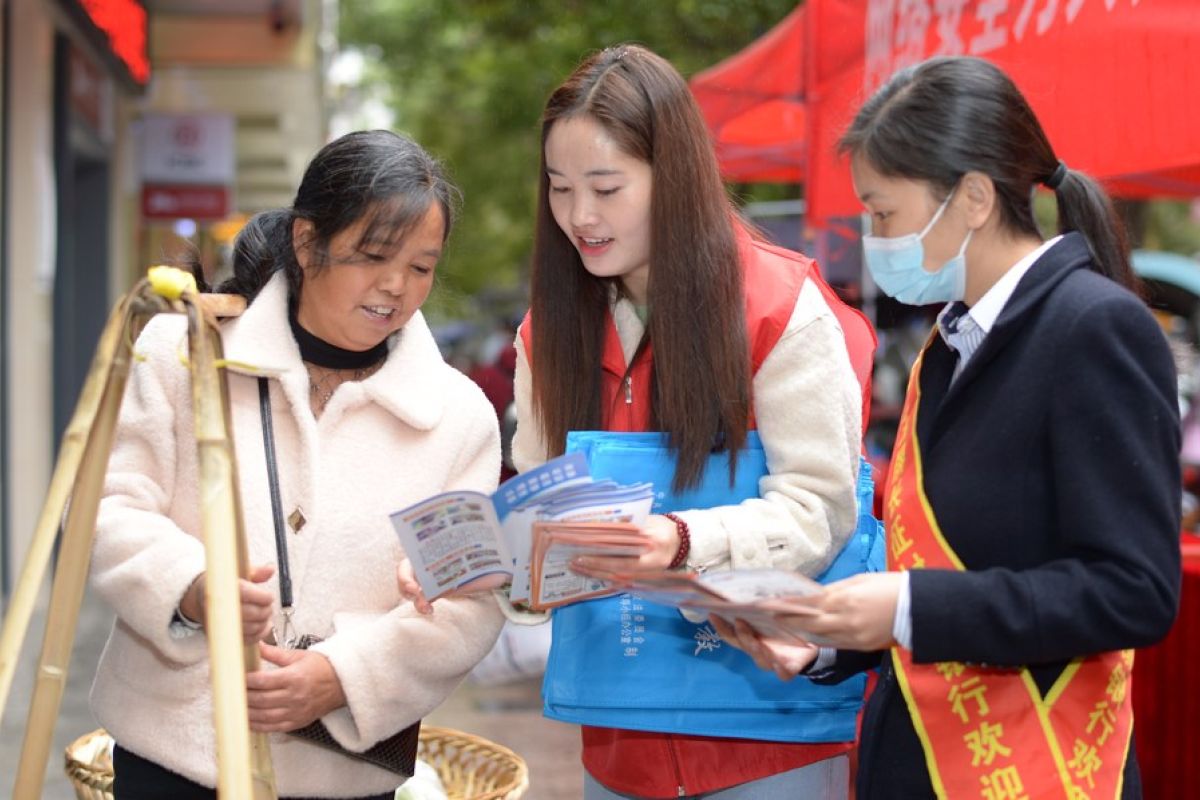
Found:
[258,377,293,609]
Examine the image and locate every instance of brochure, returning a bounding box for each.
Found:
[527,521,648,610]
[390,453,655,611]
[574,566,827,641]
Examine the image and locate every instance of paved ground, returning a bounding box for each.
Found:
[1,586,115,799]
[0,589,582,799]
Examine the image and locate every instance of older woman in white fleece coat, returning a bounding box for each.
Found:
[89,130,503,800]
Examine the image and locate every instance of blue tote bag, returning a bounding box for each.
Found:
[542,431,885,742]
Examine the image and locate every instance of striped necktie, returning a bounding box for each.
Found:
[937,301,986,379]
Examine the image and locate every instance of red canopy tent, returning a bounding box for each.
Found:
[692,1,1200,221]
[689,5,807,183]
[805,0,1200,221]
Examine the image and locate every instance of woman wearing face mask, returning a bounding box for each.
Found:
[714,56,1181,799]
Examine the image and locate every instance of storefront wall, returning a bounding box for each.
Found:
[0,0,326,597]
[2,0,137,595]
[6,0,60,595]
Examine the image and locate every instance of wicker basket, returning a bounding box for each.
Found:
[65,726,529,800]
[64,728,113,800]
[416,726,528,800]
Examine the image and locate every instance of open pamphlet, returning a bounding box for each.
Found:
[575,565,828,641]
[390,453,655,611]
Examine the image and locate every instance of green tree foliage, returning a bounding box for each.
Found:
[1143,201,1200,257]
[1036,194,1200,260]
[339,0,799,315]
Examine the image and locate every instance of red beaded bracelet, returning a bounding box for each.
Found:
[663,512,690,570]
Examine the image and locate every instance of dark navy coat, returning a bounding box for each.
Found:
[820,233,1182,799]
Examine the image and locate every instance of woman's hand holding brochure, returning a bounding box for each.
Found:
[767,571,905,651]
[702,572,907,678]
[571,513,685,573]
[571,564,831,642]
[709,616,821,681]
[710,571,908,660]
[396,557,509,615]
[527,521,650,610]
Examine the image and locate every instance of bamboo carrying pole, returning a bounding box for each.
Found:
[5,269,274,799]
[11,290,149,798]
[184,294,277,799]
[0,299,128,720]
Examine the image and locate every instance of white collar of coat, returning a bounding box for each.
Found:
[607,286,645,367]
[219,271,448,431]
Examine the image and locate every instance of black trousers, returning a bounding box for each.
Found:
[112,744,396,800]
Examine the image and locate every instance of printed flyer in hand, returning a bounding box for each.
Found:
[574,564,827,641]
[390,453,655,610]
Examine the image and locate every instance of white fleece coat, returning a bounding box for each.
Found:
[89,273,504,797]
[512,279,862,578]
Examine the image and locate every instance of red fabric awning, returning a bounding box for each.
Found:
[692,2,1200,219]
[689,6,806,183]
[805,0,1200,222]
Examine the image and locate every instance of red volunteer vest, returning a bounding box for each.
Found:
[886,338,1134,800]
[522,228,876,797]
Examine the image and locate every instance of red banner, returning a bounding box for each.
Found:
[78,0,150,86]
[806,0,1200,222]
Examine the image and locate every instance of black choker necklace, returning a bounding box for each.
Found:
[289,307,388,370]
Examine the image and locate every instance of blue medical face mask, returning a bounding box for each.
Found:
[862,190,973,306]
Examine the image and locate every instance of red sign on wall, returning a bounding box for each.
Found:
[141,185,230,220]
[78,0,150,86]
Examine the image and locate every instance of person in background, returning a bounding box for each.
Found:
[716,56,1181,800]
[89,130,504,799]
[467,325,519,482]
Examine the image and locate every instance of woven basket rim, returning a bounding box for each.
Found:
[418,725,526,762]
[65,726,528,799]
[417,724,529,798]
[65,728,115,776]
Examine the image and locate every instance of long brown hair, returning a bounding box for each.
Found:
[530,44,749,491]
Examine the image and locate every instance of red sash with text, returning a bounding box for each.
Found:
[884,340,1134,800]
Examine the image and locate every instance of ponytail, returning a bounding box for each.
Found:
[842,57,1141,295]
[1048,166,1139,293]
[214,209,301,302]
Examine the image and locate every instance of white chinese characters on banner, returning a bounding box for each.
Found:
[893,0,933,73]
[934,0,971,55]
[970,0,1009,54]
[865,0,898,96]
[1013,0,1064,40]
[866,0,1143,92]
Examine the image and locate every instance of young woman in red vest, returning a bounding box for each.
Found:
[511,44,874,799]
[716,56,1181,800]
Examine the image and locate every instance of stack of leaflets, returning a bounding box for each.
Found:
[390,453,655,611]
[527,521,646,609]
[575,565,827,641]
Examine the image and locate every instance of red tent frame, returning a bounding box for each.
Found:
[689,6,807,183]
[691,1,1200,221]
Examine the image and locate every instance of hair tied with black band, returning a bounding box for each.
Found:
[1044,160,1068,190]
